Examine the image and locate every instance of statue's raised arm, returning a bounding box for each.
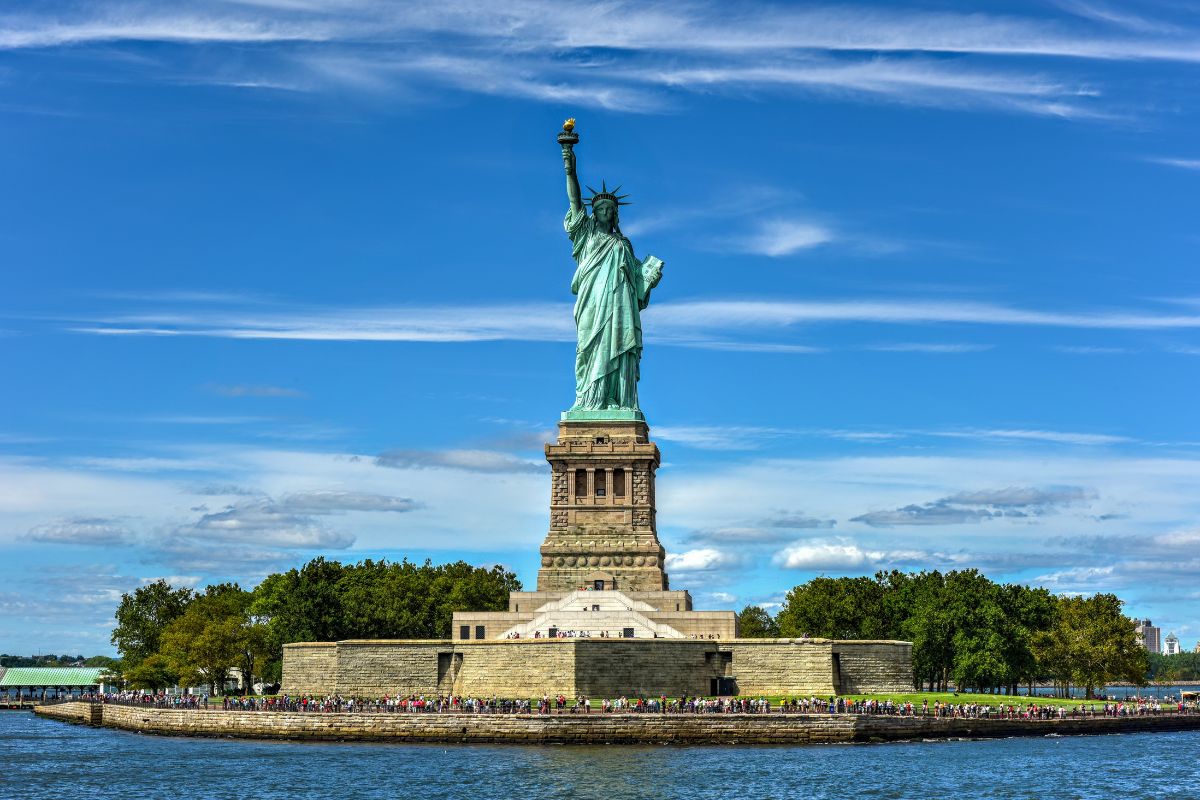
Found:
[559,118,583,214]
[555,118,663,421]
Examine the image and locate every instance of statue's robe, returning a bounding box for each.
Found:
[565,206,663,411]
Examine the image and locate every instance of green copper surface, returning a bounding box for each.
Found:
[559,121,663,415]
[561,408,645,421]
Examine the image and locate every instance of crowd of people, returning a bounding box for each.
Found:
[48,691,1199,718]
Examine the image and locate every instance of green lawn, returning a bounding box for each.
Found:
[835,691,1150,709]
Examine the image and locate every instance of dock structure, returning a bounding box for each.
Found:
[0,666,112,704]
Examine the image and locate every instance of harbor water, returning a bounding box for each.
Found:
[4,710,1198,799]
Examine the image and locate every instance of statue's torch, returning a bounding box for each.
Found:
[557,118,579,149]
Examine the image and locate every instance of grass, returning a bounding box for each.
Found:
[837,692,1103,709]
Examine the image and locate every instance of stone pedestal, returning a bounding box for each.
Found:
[537,419,668,592]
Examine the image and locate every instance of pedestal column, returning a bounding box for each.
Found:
[537,419,668,592]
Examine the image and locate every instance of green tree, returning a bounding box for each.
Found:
[250,558,348,644]
[900,571,952,691]
[123,654,178,691]
[1148,651,1200,682]
[999,584,1057,693]
[82,655,120,669]
[736,605,780,638]
[111,579,195,665]
[777,576,885,639]
[250,557,521,678]
[943,569,1012,692]
[159,584,251,695]
[1038,594,1148,699]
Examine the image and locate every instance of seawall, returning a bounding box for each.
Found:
[34,702,1200,745]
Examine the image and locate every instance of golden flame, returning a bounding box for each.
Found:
[563,118,576,132]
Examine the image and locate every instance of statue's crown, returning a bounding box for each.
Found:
[586,180,631,208]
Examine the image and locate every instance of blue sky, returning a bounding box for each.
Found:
[2,0,1200,655]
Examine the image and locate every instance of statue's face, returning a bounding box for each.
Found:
[594,202,616,230]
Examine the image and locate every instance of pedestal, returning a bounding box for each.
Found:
[536,418,668,592]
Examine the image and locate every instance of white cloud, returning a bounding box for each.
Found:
[207,384,305,398]
[944,486,1092,507]
[1147,157,1200,171]
[7,3,1187,118]
[771,539,932,570]
[5,3,1200,63]
[177,498,354,548]
[654,425,788,451]
[637,56,1105,118]
[851,504,994,527]
[658,453,1200,564]
[278,490,418,513]
[27,517,133,546]
[932,428,1132,446]
[1155,528,1200,548]
[647,299,1200,332]
[737,219,835,257]
[59,296,1200,347]
[822,430,903,442]
[851,485,1093,527]
[1036,565,1117,587]
[0,13,334,49]
[665,547,737,572]
[140,575,202,588]
[865,343,993,353]
[70,303,575,342]
[1055,1,1179,34]
[1054,345,1137,354]
[375,448,544,473]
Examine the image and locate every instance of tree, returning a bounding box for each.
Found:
[83,655,120,669]
[899,571,952,691]
[249,558,347,645]
[111,580,195,665]
[248,557,522,683]
[1037,593,1148,699]
[736,605,780,638]
[776,569,1154,697]
[159,584,252,695]
[1149,652,1200,682]
[999,584,1057,693]
[943,569,1011,692]
[777,576,885,640]
[123,654,178,692]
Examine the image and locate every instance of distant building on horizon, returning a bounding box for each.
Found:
[1164,632,1181,656]
[1135,619,1161,654]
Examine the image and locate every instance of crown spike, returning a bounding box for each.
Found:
[587,179,631,209]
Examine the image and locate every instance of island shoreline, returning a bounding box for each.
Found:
[33,701,1200,745]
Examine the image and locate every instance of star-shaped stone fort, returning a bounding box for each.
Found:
[281,123,912,699]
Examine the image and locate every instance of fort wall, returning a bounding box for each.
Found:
[281,637,912,698]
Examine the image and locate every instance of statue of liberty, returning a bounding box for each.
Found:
[558,120,664,419]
